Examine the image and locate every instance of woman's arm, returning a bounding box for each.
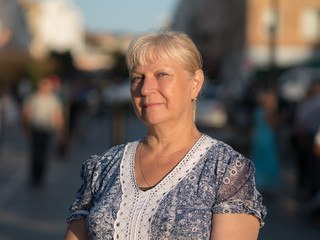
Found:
[210,213,260,240]
[64,219,89,240]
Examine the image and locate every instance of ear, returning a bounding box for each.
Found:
[191,69,204,100]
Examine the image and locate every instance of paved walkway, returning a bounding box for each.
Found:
[0,113,319,239]
[0,130,87,239]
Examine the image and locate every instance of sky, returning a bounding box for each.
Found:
[72,0,180,33]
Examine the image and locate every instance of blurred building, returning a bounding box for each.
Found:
[21,0,85,59]
[76,33,133,71]
[22,0,134,72]
[0,0,134,72]
[0,0,31,50]
[172,0,320,91]
[247,0,320,68]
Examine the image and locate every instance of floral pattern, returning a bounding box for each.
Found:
[67,134,267,239]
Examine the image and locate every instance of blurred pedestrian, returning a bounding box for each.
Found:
[65,31,266,240]
[305,126,320,219]
[292,80,320,200]
[250,90,281,196]
[22,76,64,188]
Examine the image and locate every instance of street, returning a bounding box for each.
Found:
[0,109,319,239]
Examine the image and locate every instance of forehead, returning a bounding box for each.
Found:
[132,59,181,73]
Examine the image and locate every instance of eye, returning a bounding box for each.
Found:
[157,72,169,79]
[131,75,143,84]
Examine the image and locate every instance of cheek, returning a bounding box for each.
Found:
[131,96,140,109]
[130,83,140,97]
[165,81,191,104]
[130,89,139,107]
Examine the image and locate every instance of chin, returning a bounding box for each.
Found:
[141,118,165,126]
[139,114,168,126]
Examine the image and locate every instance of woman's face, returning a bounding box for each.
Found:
[130,59,201,127]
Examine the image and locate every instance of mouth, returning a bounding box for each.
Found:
[142,102,163,109]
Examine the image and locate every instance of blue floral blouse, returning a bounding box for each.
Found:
[67,134,267,239]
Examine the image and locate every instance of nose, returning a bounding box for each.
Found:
[140,75,156,96]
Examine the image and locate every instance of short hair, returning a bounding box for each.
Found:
[126,31,203,74]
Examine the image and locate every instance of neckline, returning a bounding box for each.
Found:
[139,185,155,192]
[132,134,206,192]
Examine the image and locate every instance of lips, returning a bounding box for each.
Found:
[142,102,163,109]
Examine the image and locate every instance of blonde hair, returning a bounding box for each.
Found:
[126,31,203,74]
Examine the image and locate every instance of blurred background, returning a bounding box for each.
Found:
[0,0,320,239]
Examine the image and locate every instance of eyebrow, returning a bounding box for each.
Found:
[131,70,143,75]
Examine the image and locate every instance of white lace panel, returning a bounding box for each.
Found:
[113,135,216,240]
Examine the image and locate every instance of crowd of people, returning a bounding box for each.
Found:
[245,75,320,222]
[291,80,320,217]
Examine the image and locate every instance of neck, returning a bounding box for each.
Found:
[144,122,201,154]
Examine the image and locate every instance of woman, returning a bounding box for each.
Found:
[250,91,280,193]
[65,31,266,240]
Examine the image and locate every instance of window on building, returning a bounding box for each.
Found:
[300,9,320,41]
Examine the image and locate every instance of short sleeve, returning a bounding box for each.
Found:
[66,154,100,223]
[212,152,267,227]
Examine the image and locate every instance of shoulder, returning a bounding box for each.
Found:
[86,143,127,169]
[203,134,248,163]
[79,143,128,188]
[100,143,127,161]
[83,140,139,175]
[202,134,253,176]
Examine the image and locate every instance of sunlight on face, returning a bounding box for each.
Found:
[130,60,195,127]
